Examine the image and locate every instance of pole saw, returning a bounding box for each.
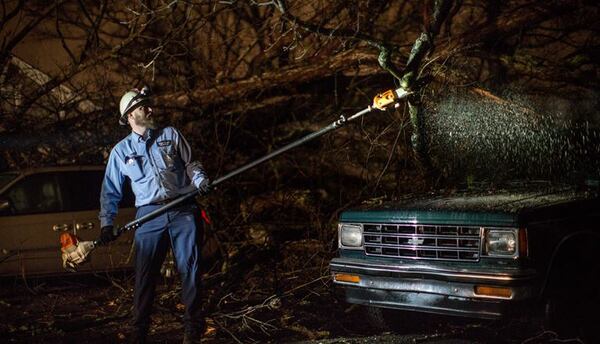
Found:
[60,87,410,270]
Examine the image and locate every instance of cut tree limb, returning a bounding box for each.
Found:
[160,49,388,108]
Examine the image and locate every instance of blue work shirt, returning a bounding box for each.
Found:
[99,126,208,228]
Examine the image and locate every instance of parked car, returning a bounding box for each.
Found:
[330,181,600,342]
[0,166,136,277]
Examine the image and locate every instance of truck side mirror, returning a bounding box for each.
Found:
[0,198,11,215]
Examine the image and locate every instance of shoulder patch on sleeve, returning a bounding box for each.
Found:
[157,140,172,147]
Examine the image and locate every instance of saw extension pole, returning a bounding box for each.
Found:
[94,87,410,245]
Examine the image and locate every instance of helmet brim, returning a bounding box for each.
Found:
[119,114,128,125]
[119,98,150,125]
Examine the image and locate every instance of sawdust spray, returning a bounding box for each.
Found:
[424,89,600,183]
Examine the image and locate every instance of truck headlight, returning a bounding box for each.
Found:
[339,223,362,248]
[484,229,517,256]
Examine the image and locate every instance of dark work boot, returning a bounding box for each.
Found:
[130,327,148,344]
[183,322,205,344]
[182,329,201,344]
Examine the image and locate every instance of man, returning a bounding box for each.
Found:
[99,86,209,344]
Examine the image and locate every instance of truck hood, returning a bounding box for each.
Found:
[340,185,597,227]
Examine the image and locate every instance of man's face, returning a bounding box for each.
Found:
[130,105,156,129]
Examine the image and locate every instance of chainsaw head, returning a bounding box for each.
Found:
[59,232,95,272]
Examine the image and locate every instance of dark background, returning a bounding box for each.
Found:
[1,1,598,342]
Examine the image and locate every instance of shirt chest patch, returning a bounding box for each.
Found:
[157,140,172,147]
[125,154,141,165]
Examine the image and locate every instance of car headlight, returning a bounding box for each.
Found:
[484,229,517,256]
[339,223,362,248]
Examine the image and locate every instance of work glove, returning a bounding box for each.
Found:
[100,225,118,245]
[197,179,211,195]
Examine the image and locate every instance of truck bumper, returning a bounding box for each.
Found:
[330,257,538,319]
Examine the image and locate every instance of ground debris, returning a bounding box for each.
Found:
[1,237,548,343]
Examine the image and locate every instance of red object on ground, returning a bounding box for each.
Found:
[201,209,211,224]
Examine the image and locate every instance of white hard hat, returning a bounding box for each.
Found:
[118,86,151,125]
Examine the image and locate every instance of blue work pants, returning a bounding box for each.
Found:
[132,203,203,333]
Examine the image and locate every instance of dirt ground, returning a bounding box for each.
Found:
[0,239,577,344]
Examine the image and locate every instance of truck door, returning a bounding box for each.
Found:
[58,170,136,273]
[0,172,67,276]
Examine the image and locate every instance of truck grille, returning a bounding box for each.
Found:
[363,224,482,261]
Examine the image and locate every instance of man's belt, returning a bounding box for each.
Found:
[147,197,195,207]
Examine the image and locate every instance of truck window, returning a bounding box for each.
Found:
[58,170,135,211]
[59,171,104,211]
[0,172,18,190]
[2,173,62,215]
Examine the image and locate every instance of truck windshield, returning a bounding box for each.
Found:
[0,172,19,190]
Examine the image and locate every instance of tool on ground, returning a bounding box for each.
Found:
[61,87,411,270]
[60,231,95,271]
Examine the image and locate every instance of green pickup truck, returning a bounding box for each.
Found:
[330,182,600,341]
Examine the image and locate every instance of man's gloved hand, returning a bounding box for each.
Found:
[197,179,211,195]
[100,225,118,245]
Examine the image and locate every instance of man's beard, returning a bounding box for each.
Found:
[133,113,157,129]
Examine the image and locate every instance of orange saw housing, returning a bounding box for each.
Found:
[60,232,79,252]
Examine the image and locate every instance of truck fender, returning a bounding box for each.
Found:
[540,230,600,298]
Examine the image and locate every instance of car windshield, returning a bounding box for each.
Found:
[0,172,19,190]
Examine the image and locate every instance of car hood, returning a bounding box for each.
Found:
[340,184,597,227]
